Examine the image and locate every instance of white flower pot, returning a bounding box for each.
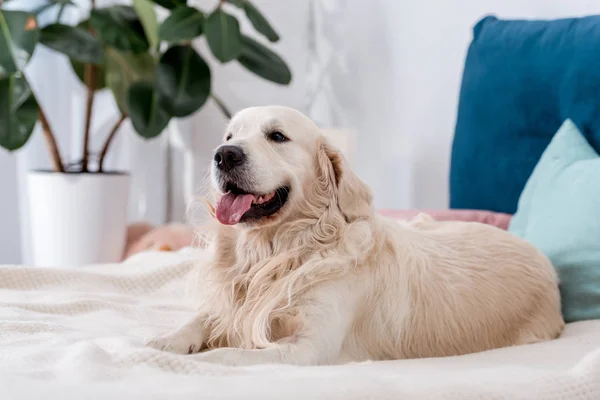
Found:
[27,171,130,268]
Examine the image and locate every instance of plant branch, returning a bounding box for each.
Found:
[81,64,97,172]
[38,108,65,173]
[56,3,67,22]
[80,0,98,172]
[98,114,127,173]
[211,93,232,119]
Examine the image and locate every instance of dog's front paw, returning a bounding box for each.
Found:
[146,331,204,354]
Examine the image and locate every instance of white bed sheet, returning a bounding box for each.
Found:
[0,249,599,400]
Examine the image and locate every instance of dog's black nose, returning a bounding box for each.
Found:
[214,145,246,172]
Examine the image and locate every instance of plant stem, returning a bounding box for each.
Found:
[98,114,127,173]
[81,0,97,172]
[38,108,65,173]
[211,93,232,119]
[81,64,96,172]
[56,3,66,22]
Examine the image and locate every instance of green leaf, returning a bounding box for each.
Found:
[127,80,170,138]
[40,24,104,64]
[234,1,279,42]
[105,48,155,113]
[151,0,186,10]
[158,6,203,43]
[226,0,245,6]
[0,74,38,151]
[237,35,291,85]
[70,58,106,90]
[68,20,105,90]
[156,45,210,117]
[204,8,242,63]
[90,6,149,53]
[133,0,159,51]
[0,11,39,78]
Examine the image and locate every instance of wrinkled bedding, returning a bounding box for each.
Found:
[0,249,599,400]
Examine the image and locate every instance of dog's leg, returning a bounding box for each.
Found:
[146,313,208,354]
[192,285,355,366]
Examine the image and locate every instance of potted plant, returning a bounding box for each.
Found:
[0,0,291,267]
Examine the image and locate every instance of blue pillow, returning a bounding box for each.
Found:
[509,119,600,323]
[450,15,600,214]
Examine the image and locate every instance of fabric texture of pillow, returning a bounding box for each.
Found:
[509,119,600,323]
[450,15,600,214]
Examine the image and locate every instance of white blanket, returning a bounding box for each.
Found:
[1,249,599,400]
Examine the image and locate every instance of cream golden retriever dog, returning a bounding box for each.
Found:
[147,106,564,366]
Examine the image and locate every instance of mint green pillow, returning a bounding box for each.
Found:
[509,119,600,322]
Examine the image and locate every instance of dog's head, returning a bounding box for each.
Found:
[210,106,373,228]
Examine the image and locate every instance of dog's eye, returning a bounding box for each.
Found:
[225,133,232,141]
[267,131,288,143]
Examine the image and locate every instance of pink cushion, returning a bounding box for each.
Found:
[378,209,512,230]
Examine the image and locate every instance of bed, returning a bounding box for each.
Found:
[1,249,599,399]
[4,13,600,400]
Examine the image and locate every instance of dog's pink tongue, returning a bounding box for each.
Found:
[216,192,255,225]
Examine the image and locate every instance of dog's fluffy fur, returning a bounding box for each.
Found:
[148,106,564,366]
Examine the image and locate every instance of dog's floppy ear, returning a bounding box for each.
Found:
[317,139,373,221]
